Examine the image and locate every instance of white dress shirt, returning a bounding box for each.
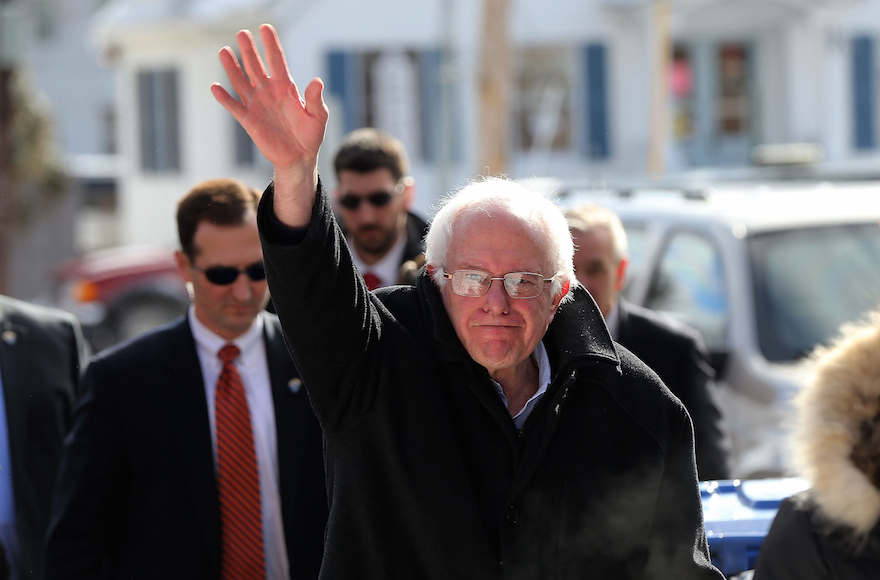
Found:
[189,308,289,580]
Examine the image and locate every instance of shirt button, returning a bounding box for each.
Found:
[506,505,519,524]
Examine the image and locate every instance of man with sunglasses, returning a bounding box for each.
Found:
[212,24,722,580]
[332,128,427,289]
[45,178,327,580]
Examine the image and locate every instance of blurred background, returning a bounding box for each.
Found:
[1,0,879,352]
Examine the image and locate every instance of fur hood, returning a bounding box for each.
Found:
[793,310,880,536]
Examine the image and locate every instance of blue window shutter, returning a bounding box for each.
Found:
[852,36,875,150]
[583,43,610,159]
[327,50,363,133]
[419,49,441,162]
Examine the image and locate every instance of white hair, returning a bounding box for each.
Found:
[564,202,629,263]
[424,176,576,303]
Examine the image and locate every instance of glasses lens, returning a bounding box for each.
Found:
[366,192,393,207]
[203,267,239,285]
[245,262,266,281]
[339,191,394,210]
[503,273,544,298]
[451,270,491,297]
[339,195,361,210]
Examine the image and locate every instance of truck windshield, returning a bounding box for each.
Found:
[751,222,880,362]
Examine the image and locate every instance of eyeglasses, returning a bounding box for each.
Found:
[442,269,555,299]
[338,180,407,210]
[191,261,266,285]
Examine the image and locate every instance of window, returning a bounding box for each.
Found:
[717,43,751,136]
[670,45,695,141]
[515,46,573,152]
[137,69,180,172]
[645,231,728,350]
[751,223,880,362]
[326,48,449,162]
[513,43,609,159]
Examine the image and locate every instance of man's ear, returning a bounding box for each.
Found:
[426,263,438,278]
[175,250,193,284]
[549,279,570,317]
[401,176,415,211]
[614,257,630,293]
[561,279,571,297]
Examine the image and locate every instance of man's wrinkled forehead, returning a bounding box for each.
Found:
[449,208,549,265]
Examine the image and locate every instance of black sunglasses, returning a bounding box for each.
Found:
[338,180,408,210]
[338,191,397,210]
[191,261,266,285]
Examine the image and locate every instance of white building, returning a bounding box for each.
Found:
[1,0,118,299]
[91,0,880,247]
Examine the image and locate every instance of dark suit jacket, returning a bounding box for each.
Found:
[615,299,732,480]
[0,295,86,580]
[44,314,327,580]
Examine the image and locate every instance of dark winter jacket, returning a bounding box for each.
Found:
[259,181,723,580]
[754,311,880,580]
[616,298,732,480]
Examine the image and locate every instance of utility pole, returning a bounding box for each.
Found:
[646,0,672,176]
[478,0,511,176]
[0,0,18,295]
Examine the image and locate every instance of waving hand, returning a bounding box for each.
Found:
[212,24,326,227]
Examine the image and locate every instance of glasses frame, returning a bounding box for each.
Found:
[441,269,556,299]
[337,178,408,211]
[190,261,266,286]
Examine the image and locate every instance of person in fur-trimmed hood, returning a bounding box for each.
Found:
[754,309,880,579]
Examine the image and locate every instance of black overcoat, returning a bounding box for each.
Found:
[260,182,723,580]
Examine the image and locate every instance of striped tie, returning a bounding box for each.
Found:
[216,344,266,580]
[363,272,382,291]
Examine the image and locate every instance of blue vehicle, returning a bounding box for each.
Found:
[701,477,810,578]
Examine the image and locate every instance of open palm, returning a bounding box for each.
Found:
[212,24,327,174]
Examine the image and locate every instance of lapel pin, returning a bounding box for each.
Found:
[288,378,303,393]
[1,330,16,346]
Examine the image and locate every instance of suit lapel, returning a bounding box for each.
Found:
[159,318,222,570]
[0,303,31,404]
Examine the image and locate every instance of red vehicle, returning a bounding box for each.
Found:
[54,245,189,351]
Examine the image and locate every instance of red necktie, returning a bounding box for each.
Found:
[363,272,382,291]
[216,344,266,580]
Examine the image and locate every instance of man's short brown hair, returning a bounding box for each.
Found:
[176,178,261,258]
[333,128,409,183]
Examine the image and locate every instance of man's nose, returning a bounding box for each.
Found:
[352,201,378,220]
[482,278,510,313]
[229,272,254,300]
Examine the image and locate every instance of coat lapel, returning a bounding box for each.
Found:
[0,303,30,403]
[159,318,222,571]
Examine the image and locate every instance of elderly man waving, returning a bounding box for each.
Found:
[212,24,722,580]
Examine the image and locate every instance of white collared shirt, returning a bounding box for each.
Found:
[605,304,620,341]
[189,308,289,580]
[492,341,552,430]
[349,230,407,289]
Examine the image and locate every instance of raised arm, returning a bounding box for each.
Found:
[211,24,328,228]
